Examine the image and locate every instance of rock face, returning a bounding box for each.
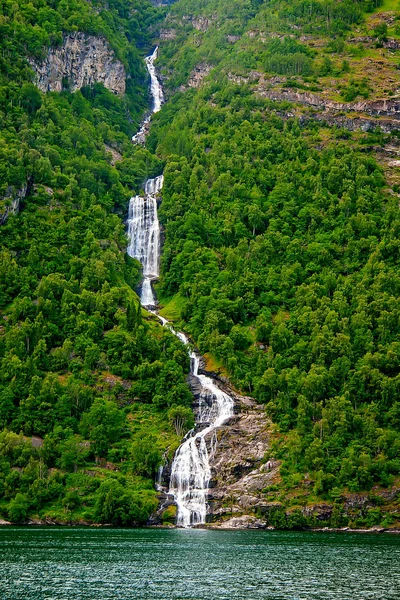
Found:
[0,185,28,225]
[258,88,400,119]
[179,63,212,91]
[159,28,177,41]
[31,32,126,95]
[203,390,275,522]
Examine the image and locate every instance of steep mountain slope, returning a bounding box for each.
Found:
[0,0,193,526]
[150,0,400,528]
[1,0,399,530]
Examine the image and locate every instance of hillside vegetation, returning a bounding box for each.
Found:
[0,0,399,529]
[152,0,400,527]
[0,0,191,526]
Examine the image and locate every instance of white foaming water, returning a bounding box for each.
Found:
[127,174,163,306]
[146,47,164,113]
[128,45,234,527]
[132,47,163,145]
[157,319,235,527]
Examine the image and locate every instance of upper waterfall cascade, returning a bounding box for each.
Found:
[132,47,163,145]
[127,47,234,527]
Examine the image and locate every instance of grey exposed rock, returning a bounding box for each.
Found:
[298,112,400,134]
[344,494,372,510]
[180,62,212,91]
[213,515,267,529]
[104,144,122,166]
[205,393,274,519]
[187,373,204,399]
[302,504,333,521]
[31,32,126,95]
[31,436,44,448]
[0,185,27,225]
[258,88,400,119]
[191,16,213,32]
[159,29,177,41]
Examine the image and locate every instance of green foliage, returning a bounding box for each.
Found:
[130,435,162,478]
[168,405,195,437]
[94,478,158,525]
[80,399,126,459]
[340,78,370,101]
[157,0,384,88]
[152,81,400,500]
[1,0,398,528]
[8,493,30,523]
[373,21,388,42]
[0,0,191,525]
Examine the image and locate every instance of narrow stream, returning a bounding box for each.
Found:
[127,47,234,527]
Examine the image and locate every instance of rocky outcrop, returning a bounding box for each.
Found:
[104,144,122,166]
[257,88,400,119]
[191,16,213,32]
[180,63,212,91]
[349,36,400,50]
[227,71,400,132]
[204,391,274,521]
[159,28,177,41]
[0,185,28,225]
[297,112,400,134]
[212,515,268,529]
[31,32,126,95]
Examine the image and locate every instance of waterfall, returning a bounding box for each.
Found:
[127,45,235,528]
[146,47,164,113]
[132,47,163,145]
[127,175,163,307]
[156,320,234,527]
[168,345,234,527]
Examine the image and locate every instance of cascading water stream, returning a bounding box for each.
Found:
[157,319,234,527]
[127,47,234,527]
[127,175,163,306]
[132,47,163,145]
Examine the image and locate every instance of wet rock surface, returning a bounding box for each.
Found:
[202,390,274,521]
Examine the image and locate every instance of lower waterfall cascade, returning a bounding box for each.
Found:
[127,47,235,527]
[158,319,234,527]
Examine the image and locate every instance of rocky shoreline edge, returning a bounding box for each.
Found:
[0,518,399,535]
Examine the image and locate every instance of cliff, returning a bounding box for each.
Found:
[0,186,28,225]
[205,392,275,521]
[257,88,400,120]
[31,32,126,95]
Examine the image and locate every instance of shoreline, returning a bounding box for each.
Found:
[1,519,399,534]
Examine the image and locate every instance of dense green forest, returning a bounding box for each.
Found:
[0,0,192,525]
[153,88,400,501]
[0,0,399,528]
[151,0,400,526]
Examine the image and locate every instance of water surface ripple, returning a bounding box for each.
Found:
[0,527,399,599]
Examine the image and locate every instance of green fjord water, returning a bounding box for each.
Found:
[0,528,399,600]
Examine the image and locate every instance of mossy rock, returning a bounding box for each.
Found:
[162,505,177,524]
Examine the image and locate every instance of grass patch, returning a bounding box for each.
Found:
[375,0,400,12]
[203,352,228,377]
[157,292,187,322]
